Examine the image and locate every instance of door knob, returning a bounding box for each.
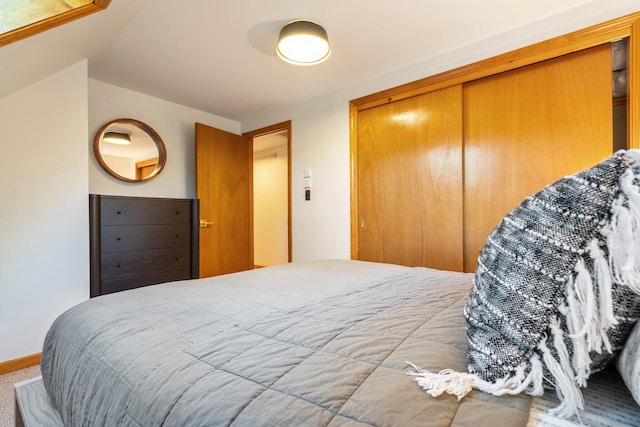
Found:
[200,219,214,228]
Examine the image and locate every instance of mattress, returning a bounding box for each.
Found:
[40,260,532,426]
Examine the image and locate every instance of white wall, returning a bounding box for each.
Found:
[102,153,134,179]
[0,76,241,363]
[289,95,352,261]
[0,61,89,362]
[254,145,289,266]
[245,92,353,262]
[89,79,241,198]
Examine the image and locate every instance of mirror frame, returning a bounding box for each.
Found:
[93,118,167,183]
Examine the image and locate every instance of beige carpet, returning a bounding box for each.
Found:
[0,366,41,427]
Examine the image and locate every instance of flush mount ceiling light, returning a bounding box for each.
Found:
[103,131,131,145]
[276,20,331,66]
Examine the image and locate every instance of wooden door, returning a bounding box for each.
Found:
[356,85,464,270]
[136,157,158,180]
[196,123,252,277]
[463,44,613,271]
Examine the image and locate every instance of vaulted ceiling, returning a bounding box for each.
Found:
[1,0,639,122]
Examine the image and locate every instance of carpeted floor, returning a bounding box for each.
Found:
[0,365,41,427]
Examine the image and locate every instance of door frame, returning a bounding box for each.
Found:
[243,120,293,263]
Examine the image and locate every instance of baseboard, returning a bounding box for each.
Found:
[0,353,41,375]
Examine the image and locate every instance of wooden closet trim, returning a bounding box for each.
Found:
[350,11,640,260]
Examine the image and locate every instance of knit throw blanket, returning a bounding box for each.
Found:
[408,149,640,418]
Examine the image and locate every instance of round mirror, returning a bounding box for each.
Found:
[94,118,167,182]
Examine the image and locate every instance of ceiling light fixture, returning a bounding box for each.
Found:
[276,20,330,66]
[103,131,131,145]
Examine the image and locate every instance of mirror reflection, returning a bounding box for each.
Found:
[94,118,166,182]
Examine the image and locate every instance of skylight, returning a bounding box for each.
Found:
[0,0,110,47]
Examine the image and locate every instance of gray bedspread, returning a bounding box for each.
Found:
[41,260,532,426]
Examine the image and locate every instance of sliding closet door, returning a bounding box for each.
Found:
[463,44,613,272]
[357,85,463,271]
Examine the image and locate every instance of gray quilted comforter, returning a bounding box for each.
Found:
[41,260,531,426]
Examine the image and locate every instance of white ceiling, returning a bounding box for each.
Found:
[2,0,640,123]
[254,130,288,155]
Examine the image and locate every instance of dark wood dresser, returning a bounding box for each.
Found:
[89,194,199,297]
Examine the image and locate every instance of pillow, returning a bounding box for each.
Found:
[408,149,640,418]
[617,319,640,406]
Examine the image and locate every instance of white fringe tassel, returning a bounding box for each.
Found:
[559,300,591,387]
[406,354,544,401]
[406,365,476,401]
[568,258,596,340]
[540,317,585,417]
[588,239,618,331]
[567,253,612,354]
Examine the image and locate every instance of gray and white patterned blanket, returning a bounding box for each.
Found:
[41,260,531,426]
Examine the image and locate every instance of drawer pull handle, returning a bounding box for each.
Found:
[117,210,122,215]
[117,237,122,241]
[175,234,180,238]
[117,263,123,268]
[176,257,182,261]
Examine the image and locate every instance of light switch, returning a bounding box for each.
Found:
[304,178,312,189]
[303,168,312,178]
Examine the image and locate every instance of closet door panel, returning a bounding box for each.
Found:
[463,44,613,272]
[357,85,463,270]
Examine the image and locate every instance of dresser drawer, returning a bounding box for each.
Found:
[100,197,191,225]
[101,247,191,280]
[100,270,192,295]
[101,224,191,253]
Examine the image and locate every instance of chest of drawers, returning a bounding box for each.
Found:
[89,194,199,297]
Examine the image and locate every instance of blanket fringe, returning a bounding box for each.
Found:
[540,318,584,417]
[568,258,596,340]
[567,251,612,354]
[559,300,591,388]
[406,364,475,401]
[406,354,544,401]
[588,239,617,331]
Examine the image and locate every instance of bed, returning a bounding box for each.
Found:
[21,149,640,426]
[36,260,532,426]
